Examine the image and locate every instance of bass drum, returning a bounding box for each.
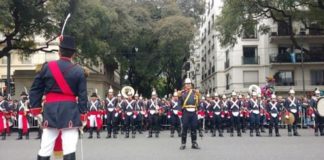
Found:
[317,97,324,117]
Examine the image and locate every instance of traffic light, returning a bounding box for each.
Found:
[10,82,15,96]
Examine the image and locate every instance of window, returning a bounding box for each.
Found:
[243,26,257,39]
[311,70,324,85]
[277,21,291,36]
[226,74,230,90]
[243,71,259,87]
[243,46,258,64]
[274,71,295,86]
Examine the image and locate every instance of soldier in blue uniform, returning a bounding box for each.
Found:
[248,92,262,137]
[179,78,200,150]
[205,93,214,135]
[104,86,118,138]
[284,89,301,136]
[87,93,102,139]
[212,92,224,137]
[228,91,242,137]
[197,96,207,137]
[29,35,88,160]
[134,92,144,134]
[266,94,282,137]
[169,90,181,137]
[309,88,323,136]
[146,90,162,138]
[16,91,30,140]
[121,92,136,138]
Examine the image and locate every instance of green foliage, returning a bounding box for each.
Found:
[215,0,324,48]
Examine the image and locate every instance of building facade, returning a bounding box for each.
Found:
[191,0,324,96]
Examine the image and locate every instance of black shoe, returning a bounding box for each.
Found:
[256,132,261,137]
[125,134,129,138]
[106,134,111,139]
[276,133,281,137]
[148,134,152,138]
[288,132,292,137]
[250,132,253,137]
[191,142,200,149]
[230,133,234,137]
[237,132,241,137]
[63,152,75,160]
[269,133,272,137]
[97,134,100,139]
[219,133,224,137]
[113,134,117,138]
[199,132,203,137]
[155,133,159,138]
[37,155,50,160]
[132,134,135,138]
[170,134,174,138]
[321,133,324,136]
[180,144,186,150]
[293,132,300,136]
[315,132,319,136]
[212,133,216,137]
[17,137,23,140]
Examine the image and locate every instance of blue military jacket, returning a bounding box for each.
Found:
[29,58,88,129]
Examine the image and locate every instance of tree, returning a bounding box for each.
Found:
[0,0,73,58]
[215,0,324,51]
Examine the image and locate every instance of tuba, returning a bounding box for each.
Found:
[248,84,261,95]
[121,86,135,98]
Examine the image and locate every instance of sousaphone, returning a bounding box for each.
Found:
[281,111,295,125]
[317,97,324,117]
[121,86,135,97]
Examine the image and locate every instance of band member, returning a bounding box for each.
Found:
[16,91,30,140]
[0,92,9,140]
[284,89,301,136]
[239,95,249,133]
[121,92,136,138]
[169,90,181,137]
[198,96,207,137]
[117,92,125,134]
[87,93,103,139]
[204,93,213,134]
[29,35,88,160]
[146,89,162,138]
[228,91,241,137]
[212,92,223,137]
[267,94,281,137]
[221,94,230,133]
[248,92,262,137]
[134,92,144,134]
[310,88,323,136]
[104,86,118,138]
[179,78,200,150]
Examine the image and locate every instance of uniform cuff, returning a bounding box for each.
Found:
[30,108,42,116]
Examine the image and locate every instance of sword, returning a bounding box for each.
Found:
[61,13,71,35]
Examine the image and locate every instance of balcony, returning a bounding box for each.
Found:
[224,60,230,69]
[242,56,259,65]
[270,32,324,44]
[269,53,324,64]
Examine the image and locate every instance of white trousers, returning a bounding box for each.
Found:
[38,128,79,157]
[18,115,30,129]
[88,115,98,127]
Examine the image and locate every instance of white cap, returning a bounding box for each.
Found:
[202,96,205,100]
[238,95,242,99]
[222,95,226,99]
[135,91,139,97]
[108,86,113,93]
[252,92,257,96]
[184,78,192,84]
[271,94,277,99]
[246,95,250,99]
[152,88,157,96]
[289,89,295,94]
[315,88,320,94]
[173,90,178,97]
[117,92,121,97]
[232,91,237,96]
[206,93,211,98]
[214,92,219,97]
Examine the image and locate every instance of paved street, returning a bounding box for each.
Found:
[1,129,324,160]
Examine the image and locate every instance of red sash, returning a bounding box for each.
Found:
[46,61,76,103]
[53,131,63,159]
[0,112,4,133]
[18,111,28,134]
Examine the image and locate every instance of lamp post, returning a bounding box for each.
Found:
[300,28,306,96]
[6,53,11,99]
